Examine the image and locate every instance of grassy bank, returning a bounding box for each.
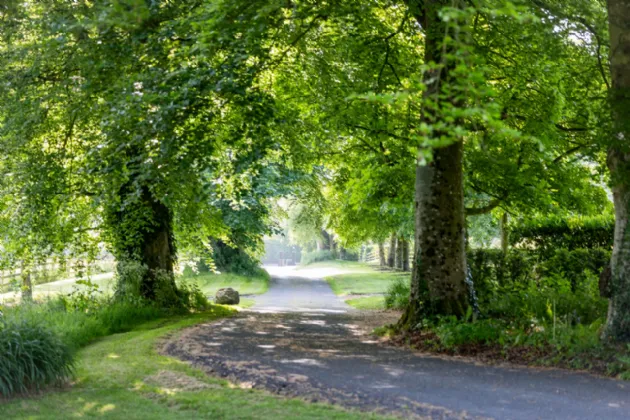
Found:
[0,309,383,419]
[320,262,407,310]
[183,271,270,297]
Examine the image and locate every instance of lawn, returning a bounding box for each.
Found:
[184,271,270,296]
[325,271,407,296]
[298,260,373,273]
[0,308,383,419]
[345,296,386,310]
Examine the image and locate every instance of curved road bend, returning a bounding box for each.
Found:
[165,266,630,419]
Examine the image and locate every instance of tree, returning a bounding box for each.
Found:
[398,0,470,328]
[604,0,630,342]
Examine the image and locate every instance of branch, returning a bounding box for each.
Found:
[552,144,588,164]
[347,124,412,142]
[466,197,503,216]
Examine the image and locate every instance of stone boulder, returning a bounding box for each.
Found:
[215,288,240,305]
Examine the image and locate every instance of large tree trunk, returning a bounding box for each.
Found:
[110,185,177,301]
[387,234,397,268]
[604,0,630,342]
[399,0,469,329]
[378,241,386,266]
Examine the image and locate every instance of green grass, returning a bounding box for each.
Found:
[326,271,407,296]
[0,308,384,419]
[297,260,372,272]
[345,296,386,310]
[184,272,270,297]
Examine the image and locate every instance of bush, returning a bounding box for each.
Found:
[436,317,506,348]
[466,247,610,334]
[0,294,171,397]
[300,250,335,265]
[0,317,74,396]
[384,277,410,310]
[509,215,614,255]
[113,260,209,311]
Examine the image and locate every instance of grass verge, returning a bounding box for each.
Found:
[0,307,383,419]
[183,271,270,297]
[325,271,407,296]
[345,296,386,310]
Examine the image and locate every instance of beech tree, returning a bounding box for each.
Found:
[604,0,630,341]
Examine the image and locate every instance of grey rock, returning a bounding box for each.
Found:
[215,287,240,305]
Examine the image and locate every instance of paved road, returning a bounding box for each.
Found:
[165,267,630,419]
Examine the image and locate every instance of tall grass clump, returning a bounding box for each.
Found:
[0,316,74,396]
[384,277,410,310]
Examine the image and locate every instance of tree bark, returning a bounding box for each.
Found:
[399,0,469,329]
[604,0,630,342]
[21,262,32,303]
[378,241,386,266]
[402,239,410,271]
[387,234,397,268]
[396,236,404,270]
[500,212,509,254]
[321,230,332,251]
[111,185,177,301]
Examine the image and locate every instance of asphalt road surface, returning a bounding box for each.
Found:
[164,266,630,419]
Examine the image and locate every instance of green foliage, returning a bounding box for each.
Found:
[208,240,262,276]
[0,293,174,397]
[436,317,506,348]
[113,261,208,311]
[469,248,611,298]
[300,250,336,265]
[384,277,410,310]
[61,279,103,314]
[510,215,615,256]
[0,317,74,397]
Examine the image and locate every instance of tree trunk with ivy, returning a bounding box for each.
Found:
[604,0,630,342]
[500,212,509,254]
[387,234,397,268]
[21,263,32,303]
[399,0,469,330]
[109,185,178,302]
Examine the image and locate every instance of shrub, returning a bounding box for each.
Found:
[113,260,209,311]
[436,317,507,348]
[509,214,614,255]
[300,250,335,265]
[384,277,410,310]
[0,317,74,396]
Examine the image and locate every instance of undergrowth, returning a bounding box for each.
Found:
[0,269,212,398]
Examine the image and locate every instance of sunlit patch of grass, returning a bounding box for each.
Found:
[0,306,385,419]
[185,272,270,296]
[345,296,386,310]
[326,271,408,296]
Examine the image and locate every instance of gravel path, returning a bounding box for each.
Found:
[164,267,630,419]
